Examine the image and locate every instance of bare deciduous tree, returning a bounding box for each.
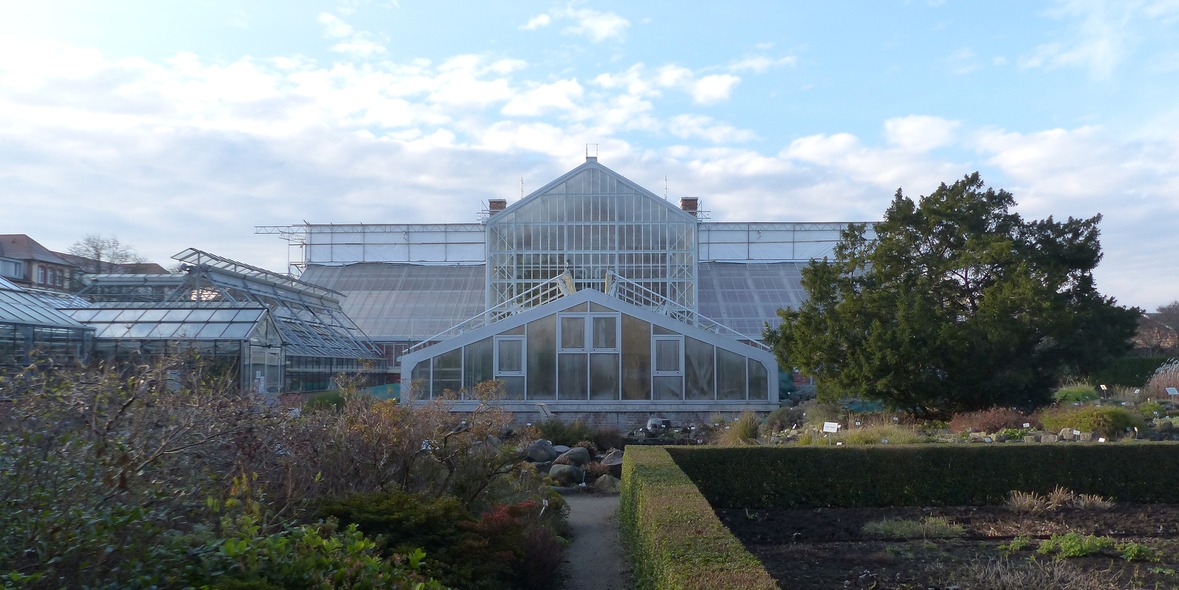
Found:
[68,234,145,273]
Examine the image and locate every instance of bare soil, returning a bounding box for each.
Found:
[718,504,1179,589]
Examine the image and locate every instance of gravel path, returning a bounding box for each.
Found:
[561,493,633,590]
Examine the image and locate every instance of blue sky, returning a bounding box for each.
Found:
[2,1,1177,311]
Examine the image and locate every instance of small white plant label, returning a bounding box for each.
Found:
[1167,387,1179,396]
[822,422,840,433]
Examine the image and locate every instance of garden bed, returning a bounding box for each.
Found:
[718,503,1179,589]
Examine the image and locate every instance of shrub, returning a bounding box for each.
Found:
[303,389,349,412]
[763,405,805,434]
[1053,383,1100,404]
[1037,405,1145,438]
[535,418,622,451]
[948,407,1031,433]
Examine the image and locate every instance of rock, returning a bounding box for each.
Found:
[1041,434,1059,443]
[593,474,622,494]
[549,464,585,486]
[1058,428,1074,441]
[1023,435,1040,443]
[553,444,572,454]
[1078,432,1093,442]
[527,439,559,462]
[600,448,624,477]
[556,446,591,467]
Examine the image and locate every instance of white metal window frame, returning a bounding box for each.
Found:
[652,334,684,376]
[493,335,526,377]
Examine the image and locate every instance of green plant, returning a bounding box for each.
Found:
[1037,404,1145,438]
[1037,532,1114,558]
[1053,383,1099,404]
[715,411,761,445]
[998,535,1032,554]
[1117,541,1160,562]
[862,516,964,539]
[763,405,805,435]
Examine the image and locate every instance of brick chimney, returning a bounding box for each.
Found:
[488,199,507,216]
[680,197,699,217]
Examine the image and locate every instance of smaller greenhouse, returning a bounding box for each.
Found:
[62,302,284,397]
[399,287,777,416]
[0,276,94,369]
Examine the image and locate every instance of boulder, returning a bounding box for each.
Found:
[527,439,559,463]
[553,444,572,454]
[556,446,591,467]
[548,464,585,486]
[593,474,622,494]
[1041,434,1059,443]
[1058,428,1074,441]
[600,448,624,477]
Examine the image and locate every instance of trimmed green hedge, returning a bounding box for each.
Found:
[667,444,1179,508]
[620,446,779,590]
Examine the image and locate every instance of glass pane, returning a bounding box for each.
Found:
[560,316,584,350]
[527,315,556,400]
[589,353,619,400]
[716,347,747,400]
[654,338,681,373]
[558,353,587,400]
[749,359,769,401]
[500,376,525,400]
[592,316,617,350]
[653,375,683,400]
[410,362,431,399]
[463,337,493,395]
[432,348,463,397]
[684,337,715,400]
[621,314,650,400]
[502,324,525,336]
[497,338,523,373]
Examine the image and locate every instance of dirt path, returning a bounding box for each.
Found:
[561,493,633,590]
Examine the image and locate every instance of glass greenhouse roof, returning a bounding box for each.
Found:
[697,262,810,338]
[300,263,485,341]
[62,302,268,341]
[0,276,92,331]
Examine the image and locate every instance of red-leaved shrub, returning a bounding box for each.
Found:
[949,407,1033,433]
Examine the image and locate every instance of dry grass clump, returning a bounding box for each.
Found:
[714,410,761,445]
[862,516,964,539]
[1146,359,1179,397]
[937,557,1122,590]
[1006,487,1113,513]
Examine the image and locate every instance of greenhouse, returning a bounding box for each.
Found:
[261,157,869,423]
[0,276,94,369]
[76,248,386,393]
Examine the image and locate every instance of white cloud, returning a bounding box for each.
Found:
[884,115,961,152]
[521,14,552,30]
[667,114,757,143]
[502,79,584,116]
[729,55,797,73]
[560,7,630,42]
[318,13,388,58]
[690,74,740,105]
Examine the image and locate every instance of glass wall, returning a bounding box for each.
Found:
[486,164,697,313]
[403,296,773,403]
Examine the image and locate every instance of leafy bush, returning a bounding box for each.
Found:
[535,418,622,451]
[1053,383,1099,404]
[1037,532,1114,558]
[948,407,1031,433]
[763,405,805,434]
[1037,405,1145,438]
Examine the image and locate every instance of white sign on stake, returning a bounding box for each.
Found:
[1167,387,1179,397]
[822,422,841,434]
